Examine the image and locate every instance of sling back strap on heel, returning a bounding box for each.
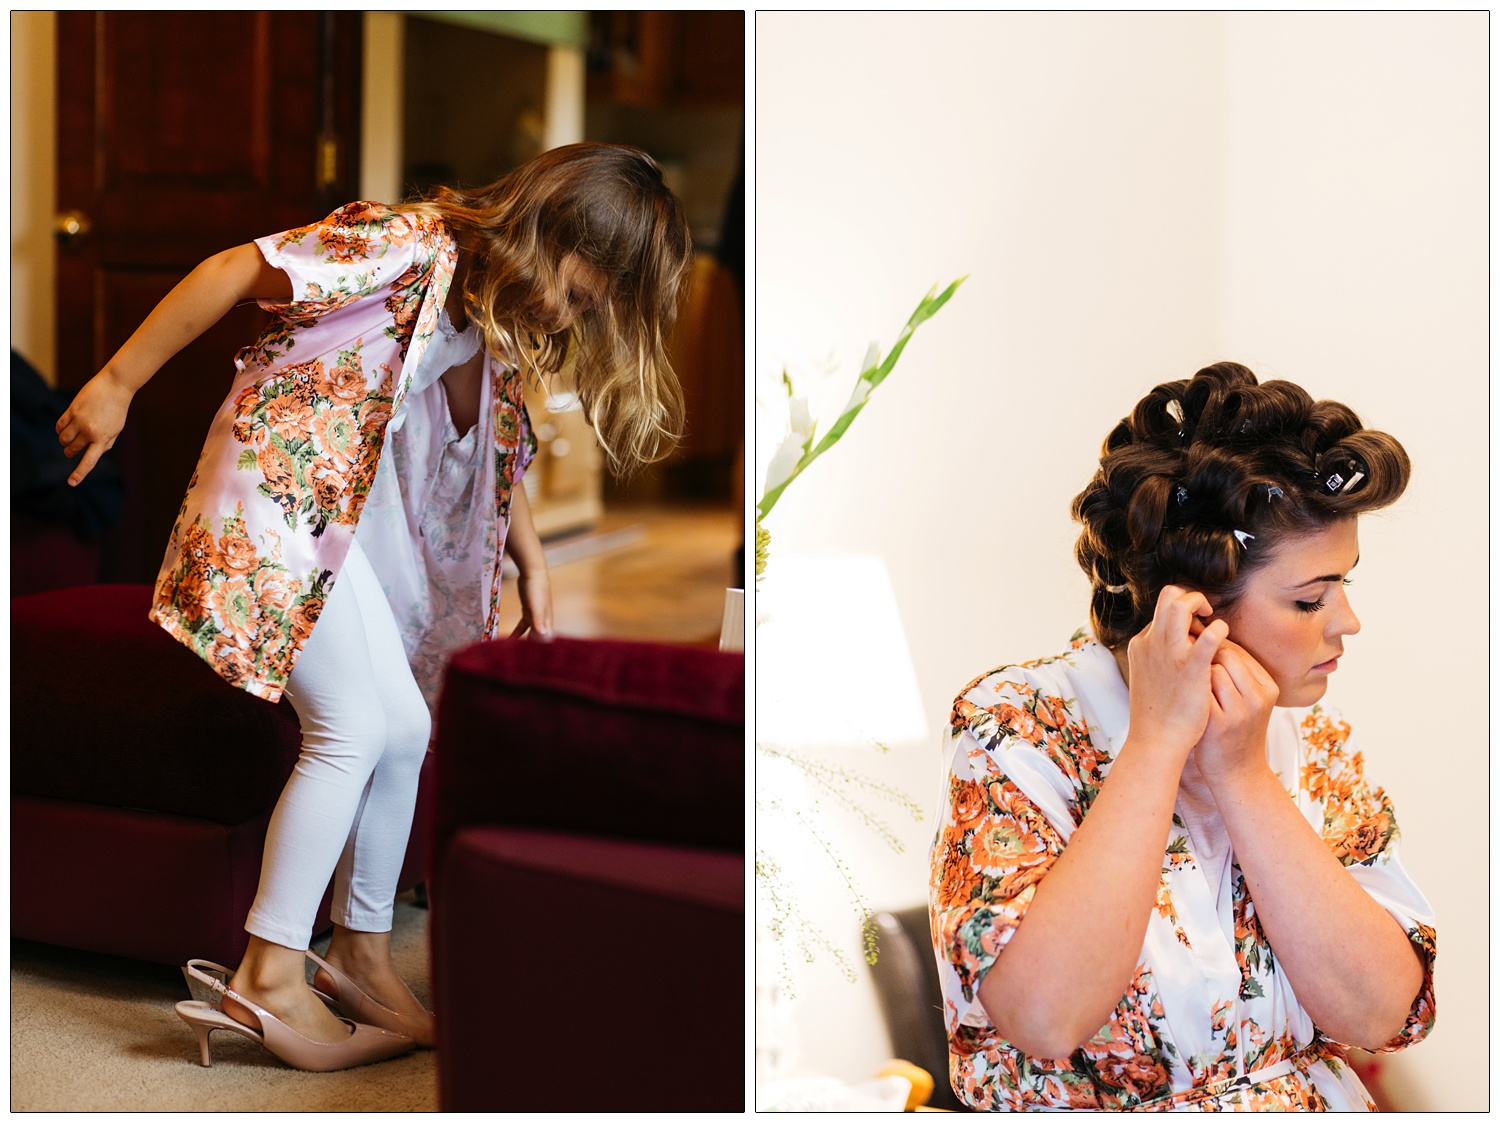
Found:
[305,949,435,1047]
[181,959,235,1007]
[174,959,415,1072]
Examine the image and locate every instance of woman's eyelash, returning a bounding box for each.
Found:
[1297,578,1353,613]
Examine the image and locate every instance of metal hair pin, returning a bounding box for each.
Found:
[1164,400,1186,440]
[1310,453,1368,496]
[1324,468,1365,494]
[1266,485,1284,501]
[1233,529,1255,549]
[1105,583,1128,594]
[1174,484,1189,506]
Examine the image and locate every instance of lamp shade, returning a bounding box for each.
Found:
[755,555,927,750]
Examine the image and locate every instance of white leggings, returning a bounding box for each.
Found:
[244,537,431,950]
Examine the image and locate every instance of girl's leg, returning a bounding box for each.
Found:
[229,539,412,1043]
[326,538,431,934]
[317,540,435,1042]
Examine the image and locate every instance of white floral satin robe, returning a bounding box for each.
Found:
[149,202,535,703]
[929,631,1436,1111]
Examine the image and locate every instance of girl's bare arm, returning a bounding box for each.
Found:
[505,484,553,638]
[56,243,292,485]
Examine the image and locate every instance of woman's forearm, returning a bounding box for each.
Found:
[978,738,1183,1058]
[1211,765,1422,1048]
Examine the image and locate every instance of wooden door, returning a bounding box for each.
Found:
[55,11,362,582]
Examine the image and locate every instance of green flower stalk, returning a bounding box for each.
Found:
[754,278,964,982]
[756,278,965,532]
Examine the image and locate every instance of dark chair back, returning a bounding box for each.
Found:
[867,904,967,1112]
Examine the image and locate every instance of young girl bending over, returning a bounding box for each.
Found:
[57,143,692,1071]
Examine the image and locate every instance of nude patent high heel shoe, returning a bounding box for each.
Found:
[175,959,415,1072]
[306,949,435,1047]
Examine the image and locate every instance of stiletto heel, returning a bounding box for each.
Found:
[183,1009,216,1066]
[175,959,415,1072]
[306,949,435,1046]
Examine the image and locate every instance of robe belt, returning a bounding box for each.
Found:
[1139,1049,1312,1111]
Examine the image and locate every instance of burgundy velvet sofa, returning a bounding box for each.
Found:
[430,635,745,1113]
[11,584,431,967]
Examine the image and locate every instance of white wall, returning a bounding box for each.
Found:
[756,12,1484,1111]
[1212,14,1487,1111]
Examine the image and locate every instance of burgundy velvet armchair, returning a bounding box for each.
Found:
[429,635,745,1112]
[11,584,432,967]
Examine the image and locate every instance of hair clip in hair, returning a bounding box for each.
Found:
[1266,485,1283,501]
[1163,399,1186,441]
[1174,484,1189,506]
[1324,467,1365,494]
[1309,452,1368,496]
[1233,529,1255,549]
[1104,583,1128,594]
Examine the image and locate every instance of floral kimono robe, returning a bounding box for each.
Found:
[929,632,1436,1112]
[150,202,535,704]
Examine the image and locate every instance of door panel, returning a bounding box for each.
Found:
[99,273,272,578]
[56,11,361,581]
[100,13,273,192]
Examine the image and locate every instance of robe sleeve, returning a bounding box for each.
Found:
[930,679,1082,1037]
[253,202,426,318]
[1300,708,1437,1052]
[490,365,538,490]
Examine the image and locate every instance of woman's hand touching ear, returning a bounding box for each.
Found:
[1124,585,1230,763]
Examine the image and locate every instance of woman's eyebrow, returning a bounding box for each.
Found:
[1288,554,1360,589]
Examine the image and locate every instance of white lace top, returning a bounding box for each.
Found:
[355,305,505,713]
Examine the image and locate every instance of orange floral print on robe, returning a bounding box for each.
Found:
[150,203,535,702]
[930,632,1435,1112]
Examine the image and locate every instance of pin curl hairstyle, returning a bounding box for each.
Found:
[1072,361,1411,649]
[403,143,692,472]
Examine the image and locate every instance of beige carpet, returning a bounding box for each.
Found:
[11,891,437,1111]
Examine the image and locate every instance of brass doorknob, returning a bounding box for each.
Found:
[54,210,92,247]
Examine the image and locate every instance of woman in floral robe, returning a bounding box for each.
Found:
[930,363,1435,1110]
[57,144,693,1070]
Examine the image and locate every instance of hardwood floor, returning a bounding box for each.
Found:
[496,501,744,647]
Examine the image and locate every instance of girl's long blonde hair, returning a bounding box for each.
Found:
[403,143,692,472]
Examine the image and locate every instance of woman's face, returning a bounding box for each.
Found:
[1211,518,1362,708]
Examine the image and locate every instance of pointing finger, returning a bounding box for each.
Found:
[68,444,103,487]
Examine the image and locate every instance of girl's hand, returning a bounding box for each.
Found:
[1196,638,1278,790]
[512,571,554,640]
[1124,585,1230,760]
[56,369,135,486]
